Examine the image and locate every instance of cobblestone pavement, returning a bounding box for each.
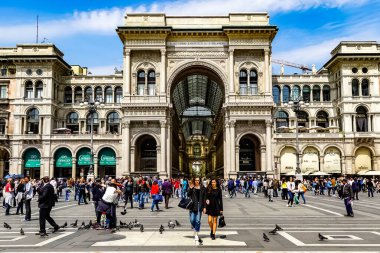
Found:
[1,191,380,252]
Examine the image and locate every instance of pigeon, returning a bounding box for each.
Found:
[120,221,126,227]
[220,235,227,239]
[83,221,92,230]
[140,225,144,232]
[275,224,283,231]
[20,228,25,235]
[128,223,133,230]
[121,210,127,215]
[175,220,181,226]
[89,220,93,227]
[60,222,67,228]
[319,233,328,241]
[70,220,78,228]
[263,233,270,242]
[269,228,278,235]
[159,224,165,234]
[78,222,85,230]
[3,222,11,230]
[116,226,120,231]
[168,220,175,229]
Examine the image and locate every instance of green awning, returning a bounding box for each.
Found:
[77,148,91,166]
[24,148,41,168]
[99,148,116,166]
[55,148,72,168]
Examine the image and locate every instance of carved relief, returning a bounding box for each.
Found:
[125,39,166,46]
[229,39,270,46]
[167,51,228,58]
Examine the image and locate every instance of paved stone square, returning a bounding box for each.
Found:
[1,191,380,252]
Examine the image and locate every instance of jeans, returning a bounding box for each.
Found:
[138,192,145,208]
[298,192,306,204]
[268,189,273,201]
[65,189,71,201]
[189,209,202,232]
[287,192,294,206]
[144,192,149,203]
[368,188,374,197]
[5,203,11,215]
[78,190,87,204]
[151,195,159,211]
[245,188,251,198]
[25,199,31,220]
[16,199,24,214]
[344,197,353,216]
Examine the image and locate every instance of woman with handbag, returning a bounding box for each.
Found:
[150,180,160,212]
[188,177,206,246]
[205,179,223,240]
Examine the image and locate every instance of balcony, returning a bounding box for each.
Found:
[227,94,273,106]
[124,95,168,106]
[49,132,121,141]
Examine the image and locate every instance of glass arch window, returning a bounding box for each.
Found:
[27,108,39,134]
[352,79,359,96]
[84,86,93,101]
[35,81,43,99]
[316,111,329,128]
[302,85,311,102]
[292,85,300,100]
[74,87,82,103]
[275,110,289,129]
[64,87,72,103]
[25,80,33,99]
[249,70,258,95]
[272,85,281,105]
[86,112,99,133]
[0,118,5,134]
[114,87,122,103]
[95,86,102,102]
[104,86,113,103]
[148,70,156,96]
[323,85,331,101]
[296,111,309,128]
[313,85,321,101]
[282,85,291,103]
[356,106,368,132]
[362,79,369,96]
[107,112,120,134]
[239,70,248,95]
[66,112,79,133]
[137,71,145,95]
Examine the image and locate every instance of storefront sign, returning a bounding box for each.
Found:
[24,149,41,168]
[99,148,116,166]
[55,149,72,168]
[77,149,91,166]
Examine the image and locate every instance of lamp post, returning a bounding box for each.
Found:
[80,98,104,180]
[285,96,306,181]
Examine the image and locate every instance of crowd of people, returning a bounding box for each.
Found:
[0,174,379,244]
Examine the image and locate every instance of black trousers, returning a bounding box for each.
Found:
[39,207,58,233]
[124,192,133,208]
[78,190,87,204]
[164,194,170,208]
[25,199,31,220]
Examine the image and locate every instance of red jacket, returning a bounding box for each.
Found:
[150,184,159,195]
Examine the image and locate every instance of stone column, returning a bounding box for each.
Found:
[94,157,98,178]
[264,48,271,94]
[130,147,135,173]
[123,121,130,175]
[319,156,324,172]
[353,115,357,132]
[266,120,273,171]
[229,49,234,94]
[123,48,131,96]
[160,49,166,95]
[72,158,77,179]
[261,146,266,171]
[166,121,171,178]
[0,159,4,178]
[235,147,240,174]
[224,121,230,177]
[160,120,167,175]
[230,120,236,172]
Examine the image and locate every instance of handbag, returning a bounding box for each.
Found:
[218,215,226,228]
[154,194,163,202]
[178,197,193,210]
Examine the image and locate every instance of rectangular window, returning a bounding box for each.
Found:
[148,84,155,96]
[115,94,122,103]
[240,84,247,95]
[105,94,113,103]
[137,84,145,95]
[0,86,7,99]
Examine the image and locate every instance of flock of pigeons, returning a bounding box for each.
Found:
[3,221,329,242]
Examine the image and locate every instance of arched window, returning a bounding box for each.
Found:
[362,79,369,96]
[356,106,368,132]
[27,108,39,134]
[137,71,145,95]
[249,70,258,95]
[316,111,329,128]
[86,111,99,133]
[25,80,33,99]
[74,87,82,103]
[148,70,156,96]
[323,85,330,101]
[66,112,79,133]
[0,118,6,134]
[114,86,122,103]
[282,85,291,103]
[272,85,281,105]
[84,86,93,101]
[239,70,248,95]
[193,144,201,157]
[95,86,102,102]
[302,85,311,102]
[313,85,321,101]
[64,87,72,103]
[352,79,359,96]
[275,110,289,129]
[296,111,309,128]
[292,85,300,100]
[35,81,43,98]
[104,86,113,103]
[107,112,120,134]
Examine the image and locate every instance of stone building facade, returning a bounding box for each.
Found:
[0,13,379,179]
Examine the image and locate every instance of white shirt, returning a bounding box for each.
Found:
[287,181,295,192]
[24,182,33,200]
[102,186,118,204]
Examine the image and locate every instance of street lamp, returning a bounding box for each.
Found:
[80,97,104,180]
[284,96,307,181]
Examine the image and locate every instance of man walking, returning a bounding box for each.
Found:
[37,176,60,237]
[24,176,33,221]
[342,178,354,217]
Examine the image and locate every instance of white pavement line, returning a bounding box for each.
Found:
[93,231,246,247]
[278,231,305,246]
[31,204,78,216]
[0,232,74,248]
[372,232,380,236]
[303,204,344,216]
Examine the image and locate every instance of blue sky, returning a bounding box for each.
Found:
[0,0,379,74]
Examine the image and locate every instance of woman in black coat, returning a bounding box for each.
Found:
[205,178,223,240]
[187,177,206,246]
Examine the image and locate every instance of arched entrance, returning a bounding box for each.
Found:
[23,148,41,179]
[0,148,10,177]
[76,147,91,178]
[301,147,319,174]
[280,146,297,174]
[54,148,72,178]
[98,147,117,178]
[238,135,261,172]
[354,147,373,173]
[170,66,225,177]
[324,147,342,174]
[135,135,157,175]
